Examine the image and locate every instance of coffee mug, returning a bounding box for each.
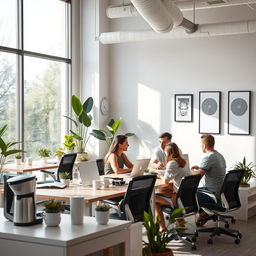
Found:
[103,178,110,188]
[92,179,101,190]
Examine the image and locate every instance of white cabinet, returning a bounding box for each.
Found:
[232,183,256,221]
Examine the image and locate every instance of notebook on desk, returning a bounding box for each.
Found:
[36,182,67,189]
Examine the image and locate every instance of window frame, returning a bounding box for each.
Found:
[0,0,72,152]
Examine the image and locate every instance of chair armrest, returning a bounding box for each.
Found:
[199,189,217,203]
[40,169,56,181]
[102,199,121,206]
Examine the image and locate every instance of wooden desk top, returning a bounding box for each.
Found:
[36,177,166,203]
[2,162,59,173]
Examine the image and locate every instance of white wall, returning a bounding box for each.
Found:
[104,3,256,168]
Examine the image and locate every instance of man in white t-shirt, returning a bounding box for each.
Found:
[150,132,172,170]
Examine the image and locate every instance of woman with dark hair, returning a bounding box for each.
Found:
[155,142,190,230]
[104,135,133,175]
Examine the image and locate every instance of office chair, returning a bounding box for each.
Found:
[37,153,77,184]
[196,169,244,245]
[96,158,105,176]
[160,174,201,251]
[104,175,157,222]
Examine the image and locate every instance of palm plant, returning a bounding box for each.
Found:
[0,124,24,180]
[234,156,256,185]
[143,209,186,255]
[64,95,93,153]
[90,118,135,147]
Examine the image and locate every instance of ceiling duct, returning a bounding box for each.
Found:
[129,0,197,33]
[106,0,256,18]
[99,20,256,44]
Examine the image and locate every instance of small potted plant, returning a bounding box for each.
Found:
[63,134,76,153]
[143,208,186,256]
[95,201,110,225]
[14,154,22,165]
[43,200,65,227]
[59,172,71,186]
[234,156,256,187]
[54,147,65,162]
[37,147,51,163]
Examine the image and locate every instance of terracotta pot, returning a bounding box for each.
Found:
[150,248,174,256]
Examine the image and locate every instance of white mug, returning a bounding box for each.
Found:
[92,179,101,190]
[103,178,110,188]
[26,157,33,166]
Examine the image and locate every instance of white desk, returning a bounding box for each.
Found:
[0,209,131,256]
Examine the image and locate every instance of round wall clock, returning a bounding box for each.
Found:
[100,97,109,115]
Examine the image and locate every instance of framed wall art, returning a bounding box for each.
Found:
[174,94,193,122]
[199,91,221,134]
[228,91,251,135]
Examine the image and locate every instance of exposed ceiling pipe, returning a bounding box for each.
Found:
[106,0,256,19]
[98,20,256,44]
[129,0,197,33]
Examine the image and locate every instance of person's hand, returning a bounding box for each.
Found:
[191,165,199,170]
[156,163,165,169]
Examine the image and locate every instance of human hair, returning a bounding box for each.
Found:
[159,132,172,141]
[104,135,128,163]
[165,142,186,168]
[201,134,215,149]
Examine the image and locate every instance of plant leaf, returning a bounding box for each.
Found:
[112,119,121,133]
[78,112,91,127]
[125,133,135,137]
[90,130,106,140]
[71,95,83,117]
[83,97,93,113]
[107,119,115,128]
[0,124,7,137]
[0,137,7,152]
[3,149,24,157]
[63,115,78,127]
[70,130,83,141]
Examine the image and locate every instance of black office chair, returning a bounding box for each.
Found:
[104,175,157,222]
[37,153,77,184]
[96,158,105,176]
[160,174,201,251]
[196,169,244,245]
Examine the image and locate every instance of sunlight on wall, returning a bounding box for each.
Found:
[138,83,160,158]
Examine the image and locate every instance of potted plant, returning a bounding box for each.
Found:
[143,208,186,256]
[91,118,135,148]
[234,156,256,187]
[0,124,24,182]
[43,200,65,227]
[59,172,71,186]
[63,134,76,153]
[37,147,51,164]
[95,202,110,225]
[14,154,22,165]
[54,147,65,162]
[64,95,93,161]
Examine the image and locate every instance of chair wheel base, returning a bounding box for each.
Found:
[208,238,213,244]
[235,239,240,244]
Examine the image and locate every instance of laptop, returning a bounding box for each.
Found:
[130,158,151,177]
[78,160,100,186]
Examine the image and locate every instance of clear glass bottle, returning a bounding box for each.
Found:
[72,167,81,185]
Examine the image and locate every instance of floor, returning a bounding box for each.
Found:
[165,215,256,256]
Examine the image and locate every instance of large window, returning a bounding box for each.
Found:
[0,0,71,159]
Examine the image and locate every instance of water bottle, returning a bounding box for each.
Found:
[72,167,81,185]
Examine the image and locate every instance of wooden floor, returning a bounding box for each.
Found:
[166,215,256,256]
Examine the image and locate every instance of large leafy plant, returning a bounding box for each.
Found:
[143,209,185,255]
[64,95,93,153]
[0,125,24,178]
[234,156,256,185]
[90,118,135,147]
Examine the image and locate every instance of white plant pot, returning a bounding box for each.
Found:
[66,149,74,154]
[60,179,70,187]
[95,210,109,225]
[44,212,61,227]
[15,159,22,165]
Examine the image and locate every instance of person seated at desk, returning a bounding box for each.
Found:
[104,135,133,175]
[150,132,172,170]
[155,142,190,231]
[191,134,226,226]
